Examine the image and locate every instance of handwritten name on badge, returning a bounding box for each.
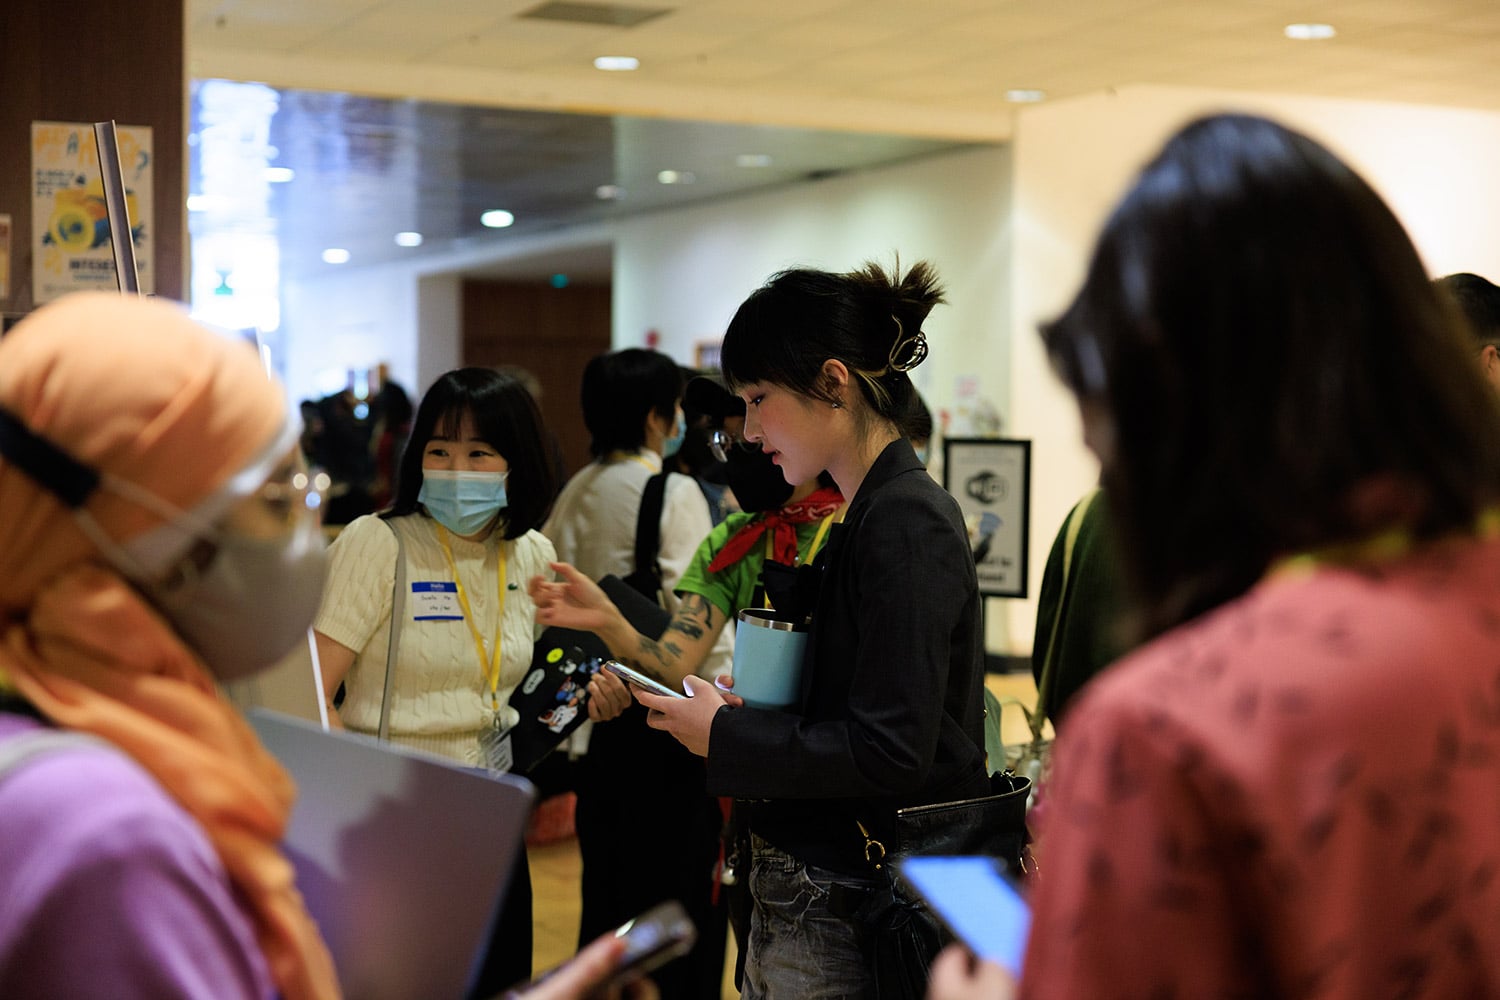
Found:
[412,581,463,621]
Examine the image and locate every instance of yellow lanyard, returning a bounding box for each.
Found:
[1271,508,1500,581]
[761,511,841,608]
[435,524,507,711]
[607,450,659,474]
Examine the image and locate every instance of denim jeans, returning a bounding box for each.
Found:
[741,834,882,1000]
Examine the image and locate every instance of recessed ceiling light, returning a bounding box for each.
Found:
[596,184,623,200]
[264,166,295,183]
[321,248,351,264]
[1005,89,1047,103]
[594,55,640,71]
[395,231,424,247]
[736,153,773,168]
[481,209,516,228]
[1284,22,1336,40]
[657,170,696,185]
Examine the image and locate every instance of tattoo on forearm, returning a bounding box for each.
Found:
[623,596,718,684]
[667,595,713,641]
[625,640,671,685]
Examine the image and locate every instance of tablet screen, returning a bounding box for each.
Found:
[899,855,1031,976]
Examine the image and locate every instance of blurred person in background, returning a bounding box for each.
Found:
[932,113,1500,1000]
[0,292,338,999]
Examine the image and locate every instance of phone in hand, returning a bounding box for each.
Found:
[519,900,696,998]
[898,855,1031,977]
[603,660,687,700]
[605,899,697,985]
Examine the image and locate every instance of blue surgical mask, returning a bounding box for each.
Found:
[663,411,686,458]
[419,470,508,536]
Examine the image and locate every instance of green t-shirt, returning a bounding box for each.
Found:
[675,511,834,619]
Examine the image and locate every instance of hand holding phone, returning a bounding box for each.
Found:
[898,856,1031,978]
[513,901,695,999]
[603,660,687,700]
[607,900,696,985]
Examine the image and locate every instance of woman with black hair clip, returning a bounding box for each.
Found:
[312,367,632,998]
[637,260,991,999]
[931,114,1500,1000]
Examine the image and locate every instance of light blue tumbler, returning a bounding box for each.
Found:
[732,609,809,709]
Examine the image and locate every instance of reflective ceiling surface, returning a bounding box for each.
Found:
[189,84,972,281]
[185,0,1500,284]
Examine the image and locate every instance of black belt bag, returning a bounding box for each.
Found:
[843,771,1033,1000]
[887,770,1032,874]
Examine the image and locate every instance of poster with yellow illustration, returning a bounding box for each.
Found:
[32,121,154,302]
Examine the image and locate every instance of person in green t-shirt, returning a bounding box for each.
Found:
[530,374,843,689]
[530,373,843,993]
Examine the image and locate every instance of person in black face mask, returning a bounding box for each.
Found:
[531,374,843,689]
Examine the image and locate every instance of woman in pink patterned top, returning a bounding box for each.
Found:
[931,114,1500,1000]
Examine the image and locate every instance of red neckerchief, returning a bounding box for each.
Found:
[707,486,844,573]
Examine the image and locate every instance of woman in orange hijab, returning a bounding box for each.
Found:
[0,292,338,999]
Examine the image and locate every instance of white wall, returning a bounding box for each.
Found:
[613,145,1014,434]
[613,145,1018,651]
[1009,83,1500,651]
[279,224,613,402]
[281,260,422,405]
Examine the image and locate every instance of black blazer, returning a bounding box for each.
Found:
[706,438,989,871]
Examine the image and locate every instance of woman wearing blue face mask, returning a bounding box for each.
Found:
[312,367,632,998]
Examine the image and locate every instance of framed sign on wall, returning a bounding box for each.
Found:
[942,438,1031,598]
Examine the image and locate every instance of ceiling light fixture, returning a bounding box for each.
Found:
[595,184,623,200]
[481,209,516,228]
[1005,89,1047,103]
[395,231,424,247]
[736,153,773,168]
[1284,22,1336,40]
[657,169,696,185]
[264,166,296,183]
[321,248,351,264]
[594,55,640,71]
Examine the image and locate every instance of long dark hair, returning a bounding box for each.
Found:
[384,368,557,538]
[719,260,945,430]
[1042,113,1500,640]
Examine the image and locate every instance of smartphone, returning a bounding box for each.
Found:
[606,899,697,985]
[521,901,696,997]
[603,660,687,700]
[898,855,1031,977]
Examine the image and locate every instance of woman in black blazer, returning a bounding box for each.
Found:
[637,260,990,999]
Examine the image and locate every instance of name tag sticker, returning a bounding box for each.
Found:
[411,581,463,621]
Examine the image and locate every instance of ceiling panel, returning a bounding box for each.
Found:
[185,0,1500,285]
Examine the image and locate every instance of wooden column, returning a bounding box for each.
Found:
[0,0,185,315]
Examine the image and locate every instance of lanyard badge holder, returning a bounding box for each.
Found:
[435,524,514,773]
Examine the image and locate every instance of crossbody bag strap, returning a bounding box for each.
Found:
[378,518,407,742]
[633,470,669,588]
[1032,488,1098,736]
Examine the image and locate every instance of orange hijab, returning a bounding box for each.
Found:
[0,293,339,999]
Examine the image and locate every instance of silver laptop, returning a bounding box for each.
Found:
[248,709,535,1000]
